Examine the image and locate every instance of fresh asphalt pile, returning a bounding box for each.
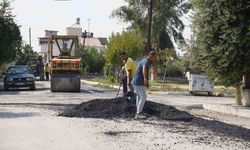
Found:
[59,97,193,121]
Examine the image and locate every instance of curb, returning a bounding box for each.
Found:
[81,79,120,89]
[203,104,250,119]
[148,91,188,96]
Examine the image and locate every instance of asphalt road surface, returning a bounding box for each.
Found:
[0,81,250,150]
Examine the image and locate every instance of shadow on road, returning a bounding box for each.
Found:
[0,87,50,95]
[0,111,41,118]
[80,89,104,93]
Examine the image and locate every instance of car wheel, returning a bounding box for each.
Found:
[208,92,213,96]
[4,85,8,91]
[30,85,36,91]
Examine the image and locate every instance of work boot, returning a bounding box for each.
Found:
[135,113,147,120]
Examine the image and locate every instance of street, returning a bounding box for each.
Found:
[0,81,250,150]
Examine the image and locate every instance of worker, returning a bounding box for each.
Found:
[132,51,157,119]
[119,61,127,96]
[119,51,136,101]
[45,63,50,80]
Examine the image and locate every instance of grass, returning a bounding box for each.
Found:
[149,82,189,92]
[214,86,235,94]
[90,77,119,86]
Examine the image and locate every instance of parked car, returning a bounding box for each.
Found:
[3,66,36,91]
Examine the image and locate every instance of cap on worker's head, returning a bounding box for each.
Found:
[119,51,127,56]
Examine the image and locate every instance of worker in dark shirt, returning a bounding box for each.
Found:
[132,51,157,119]
[119,64,127,96]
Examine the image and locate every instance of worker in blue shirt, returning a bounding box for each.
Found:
[132,51,157,119]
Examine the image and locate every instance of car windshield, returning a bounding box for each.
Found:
[7,67,32,74]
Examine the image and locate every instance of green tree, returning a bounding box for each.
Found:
[159,48,177,83]
[191,0,250,104]
[0,0,22,65]
[112,0,191,81]
[104,30,144,80]
[111,0,191,51]
[16,44,38,65]
[105,30,144,65]
[86,48,105,74]
[79,46,105,74]
[79,45,88,70]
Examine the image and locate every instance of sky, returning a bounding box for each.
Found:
[12,0,127,51]
[11,0,191,53]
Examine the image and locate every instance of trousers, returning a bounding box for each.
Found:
[133,85,146,114]
[122,76,127,95]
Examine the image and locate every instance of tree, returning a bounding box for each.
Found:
[104,30,144,79]
[191,0,250,105]
[15,44,38,65]
[79,46,105,74]
[112,0,191,81]
[159,48,177,86]
[0,0,22,65]
[86,48,105,74]
[105,30,144,65]
[111,0,191,51]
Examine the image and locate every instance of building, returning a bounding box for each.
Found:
[84,37,107,52]
[80,30,107,52]
[39,30,58,63]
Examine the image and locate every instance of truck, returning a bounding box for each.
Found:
[28,55,44,81]
[47,35,81,92]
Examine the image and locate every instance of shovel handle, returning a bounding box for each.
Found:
[116,83,122,98]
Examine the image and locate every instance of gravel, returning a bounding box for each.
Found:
[191,118,250,142]
[58,97,250,144]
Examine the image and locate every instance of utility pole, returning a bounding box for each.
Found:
[83,30,87,46]
[29,27,32,46]
[87,18,91,34]
[147,0,153,53]
[147,0,156,81]
[87,18,91,46]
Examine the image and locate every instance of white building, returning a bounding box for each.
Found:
[39,30,58,63]
[84,37,107,52]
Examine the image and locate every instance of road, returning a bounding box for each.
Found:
[0,81,250,150]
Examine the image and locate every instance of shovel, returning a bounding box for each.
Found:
[116,82,122,98]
